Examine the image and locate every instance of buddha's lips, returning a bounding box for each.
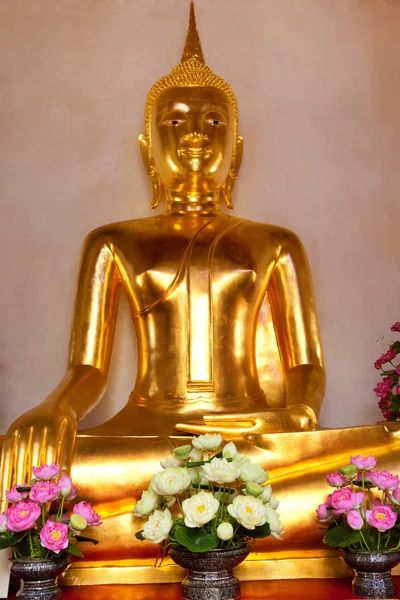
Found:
[178,147,212,159]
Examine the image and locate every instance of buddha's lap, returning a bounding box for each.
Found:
[1,423,399,559]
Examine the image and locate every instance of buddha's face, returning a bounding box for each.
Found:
[150,86,235,194]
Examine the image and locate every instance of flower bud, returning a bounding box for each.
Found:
[173,445,192,459]
[246,481,263,497]
[338,465,357,480]
[70,514,87,531]
[222,442,237,460]
[217,522,234,541]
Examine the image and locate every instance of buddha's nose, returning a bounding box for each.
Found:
[183,131,209,146]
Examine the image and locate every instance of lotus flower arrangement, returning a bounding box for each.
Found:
[316,455,400,551]
[134,434,283,555]
[373,321,400,421]
[0,463,101,559]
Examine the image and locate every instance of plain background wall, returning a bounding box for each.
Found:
[0,0,399,432]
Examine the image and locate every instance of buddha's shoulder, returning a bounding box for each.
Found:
[236,219,304,246]
[81,217,168,245]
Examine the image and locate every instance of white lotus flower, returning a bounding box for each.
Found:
[239,462,269,485]
[265,505,284,539]
[192,433,223,451]
[142,509,172,544]
[182,491,219,528]
[201,457,240,484]
[227,494,267,530]
[133,489,159,516]
[150,467,191,496]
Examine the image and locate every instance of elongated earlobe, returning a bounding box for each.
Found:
[221,136,243,209]
[138,133,163,209]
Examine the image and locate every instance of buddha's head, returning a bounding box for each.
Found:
[139,2,243,210]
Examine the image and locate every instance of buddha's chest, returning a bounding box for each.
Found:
[118,220,272,312]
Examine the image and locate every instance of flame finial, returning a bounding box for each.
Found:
[181,2,205,64]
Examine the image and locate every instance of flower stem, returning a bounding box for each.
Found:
[360,530,371,552]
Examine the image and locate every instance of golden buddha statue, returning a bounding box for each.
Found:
[2,3,400,585]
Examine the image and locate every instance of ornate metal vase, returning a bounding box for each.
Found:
[169,544,250,600]
[9,557,69,600]
[343,550,400,599]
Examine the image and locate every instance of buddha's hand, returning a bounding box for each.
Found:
[0,401,77,511]
[175,404,317,437]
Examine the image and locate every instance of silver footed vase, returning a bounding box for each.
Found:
[9,557,69,600]
[343,550,400,599]
[169,544,250,600]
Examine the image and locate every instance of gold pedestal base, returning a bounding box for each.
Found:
[60,551,400,586]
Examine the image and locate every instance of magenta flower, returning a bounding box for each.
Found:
[7,500,41,532]
[369,470,399,491]
[326,472,348,488]
[391,322,400,332]
[346,509,363,531]
[73,502,102,526]
[0,513,7,533]
[6,485,29,503]
[373,377,393,399]
[366,505,397,532]
[316,502,333,522]
[57,475,73,498]
[385,488,400,506]
[40,520,69,554]
[330,488,364,515]
[32,463,61,481]
[350,455,377,471]
[30,481,59,504]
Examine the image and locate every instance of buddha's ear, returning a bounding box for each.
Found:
[221,135,244,210]
[138,134,162,209]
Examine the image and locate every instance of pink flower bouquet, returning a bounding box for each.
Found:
[0,463,101,560]
[373,322,400,421]
[316,456,400,551]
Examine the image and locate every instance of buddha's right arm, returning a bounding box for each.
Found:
[1,230,121,505]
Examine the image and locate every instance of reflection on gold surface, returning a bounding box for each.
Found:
[2,2,400,585]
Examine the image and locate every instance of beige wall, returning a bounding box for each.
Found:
[0,0,399,432]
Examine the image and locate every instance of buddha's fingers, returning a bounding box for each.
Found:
[55,417,76,474]
[0,434,17,510]
[175,420,258,436]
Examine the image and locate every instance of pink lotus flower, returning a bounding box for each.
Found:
[350,455,377,471]
[330,488,364,515]
[57,475,73,498]
[326,472,348,487]
[346,509,363,530]
[316,502,333,522]
[6,485,29,503]
[366,505,397,532]
[30,481,59,504]
[7,500,41,532]
[32,463,61,481]
[391,322,400,332]
[73,502,102,526]
[369,470,399,491]
[385,488,400,506]
[0,513,7,533]
[39,520,69,554]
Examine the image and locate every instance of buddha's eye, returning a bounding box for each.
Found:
[205,117,225,126]
[163,117,185,127]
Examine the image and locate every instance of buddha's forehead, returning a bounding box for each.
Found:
[153,86,232,119]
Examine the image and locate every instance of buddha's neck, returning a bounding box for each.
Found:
[164,190,223,216]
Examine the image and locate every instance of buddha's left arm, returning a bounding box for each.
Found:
[268,231,326,420]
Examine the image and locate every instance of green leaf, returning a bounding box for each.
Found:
[175,524,219,553]
[239,522,271,539]
[73,535,99,545]
[0,531,26,550]
[390,396,400,411]
[135,531,145,541]
[66,543,84,558]
[391,341,400,353]
[323,523,361,548]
